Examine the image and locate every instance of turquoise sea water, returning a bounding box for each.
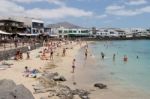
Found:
[87,40,150,92]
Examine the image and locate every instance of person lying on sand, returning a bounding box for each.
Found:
[23,66,40,78]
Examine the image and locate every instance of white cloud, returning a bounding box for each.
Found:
[140,6,150,12]
[106,5,140,16]
[106,4,150,16]
[10,0,65,6]
[25,7,93,19]
[106,5,125,11]
[0,0,93,19]
[0,0,24,15]
[96,14,107,19]
[125,0,147,5]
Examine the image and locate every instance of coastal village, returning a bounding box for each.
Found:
[0,16,150,39]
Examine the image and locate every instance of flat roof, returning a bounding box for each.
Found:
[0,19,23,23]
[32,19,44,23]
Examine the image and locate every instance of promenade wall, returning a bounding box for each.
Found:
[0,43,42,60]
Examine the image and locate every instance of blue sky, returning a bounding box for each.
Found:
[0,0,150,28]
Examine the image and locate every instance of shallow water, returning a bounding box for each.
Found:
[85,40,150,91]
[84,40,150,92]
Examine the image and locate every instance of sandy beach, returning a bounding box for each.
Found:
[0,41,88,99]
[0,41,150,99]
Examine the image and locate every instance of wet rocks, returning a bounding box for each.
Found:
[55,84,73,99]
[94,83,107,89]
[72,89,90,99]
[34,72,90,99]
[37,76,57,88]
[34,72,67,93]
[47,85,90,99]
[0,79,34,99]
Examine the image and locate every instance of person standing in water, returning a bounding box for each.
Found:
[123,55,128,62]
[101,52,105,59]
[113,53,116,61]
[85,48,88,60]
[72,59,76,73]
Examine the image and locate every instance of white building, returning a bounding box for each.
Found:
[0,16,44,34]
[96,28,126,37]
[50,26,89,38]
[128,28,148,37]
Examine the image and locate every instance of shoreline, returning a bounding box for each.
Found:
[0,40,150,99]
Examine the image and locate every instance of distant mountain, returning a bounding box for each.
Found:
[47,22,83,29]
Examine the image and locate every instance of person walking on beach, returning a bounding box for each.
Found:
[50,48,54,60]
[26,51,30,59]
[62,48,66,56]
[72,59,76,73]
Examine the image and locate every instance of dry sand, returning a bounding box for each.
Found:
[0,42,86,99]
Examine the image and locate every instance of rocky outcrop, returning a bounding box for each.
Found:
[94,83,107,89]
[55,85,73,99]
[72,89,90,99]
[0,79,34,99]
[33,72,90,99]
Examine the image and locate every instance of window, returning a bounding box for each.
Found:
[69,30,72,33]
[110,32,114,34]
[32,22,44,28]
[73,31,76,33]
[64,30,68,33]
[59,30,62,34]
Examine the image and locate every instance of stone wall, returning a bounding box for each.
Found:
[0,43,43,60]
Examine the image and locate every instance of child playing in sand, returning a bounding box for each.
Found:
[72,59,76,73]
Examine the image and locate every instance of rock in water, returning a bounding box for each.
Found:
[94,83,107,89]
[0,79,35,99]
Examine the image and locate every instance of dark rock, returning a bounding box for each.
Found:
[94,83,107,89]
[72,89,90,99]
[11,85,35,99]
[0,79,16,91]
[0,79,34,99]
[38,76,57,88]
[56,84,73,99]
[53,76,66,81]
